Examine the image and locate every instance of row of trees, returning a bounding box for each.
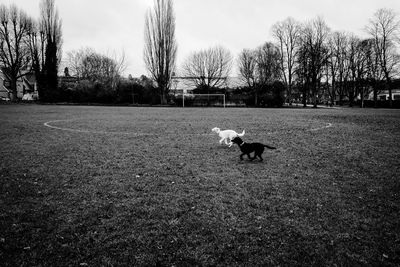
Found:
[1,0,399,107]
[0,0,130,103]
[221,12,400,108]
[267,12,400,108]
[0,0,62,102]
[237,43,281,106]
[144,0,400,107]
[65,48,126,89]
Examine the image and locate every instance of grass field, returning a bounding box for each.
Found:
[1,104,399,266]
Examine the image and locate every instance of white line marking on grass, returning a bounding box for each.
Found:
[44,119,216,136]
[44,120,94,133]
[44,119,333,135]
[44,120,152,135]
[310,123,333,131]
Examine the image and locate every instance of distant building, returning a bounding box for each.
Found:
[368,89,400,101]
[169,76,246,95]
[170,76,194,95]
[20,72,39,100]
[0,68,11,100]
[58,67,78,87]
[0,68,38,100]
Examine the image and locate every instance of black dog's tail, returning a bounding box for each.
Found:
[264,144,276,150]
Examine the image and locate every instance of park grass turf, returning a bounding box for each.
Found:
[0,104,399,266]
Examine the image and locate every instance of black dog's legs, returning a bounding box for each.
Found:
[251,153,263,161]
[256,148,265,161]
[250,154,260,161]
[240,152,263,161]
[240,153,253,160]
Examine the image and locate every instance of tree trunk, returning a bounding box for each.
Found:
[161,92,167,105]
[302,85,307,107]
[312,76,318,108]
[10,79,18,101]
[159,84,168,105]
[287,83,292,105]
[349,86,354,107]
[360,86,364,108]
[386,80,392,108]
[313,86,317,108]
[331,79,336,106]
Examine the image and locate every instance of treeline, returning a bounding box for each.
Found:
[1,0,399,107]
[238,13,400,108]
[59,74,159,105]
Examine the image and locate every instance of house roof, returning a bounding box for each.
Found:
[24,73,36,84]
[0,67,11,79]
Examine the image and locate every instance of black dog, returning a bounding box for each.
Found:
[231,136,276,161]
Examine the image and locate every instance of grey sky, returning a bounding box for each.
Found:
[5,0,400,77]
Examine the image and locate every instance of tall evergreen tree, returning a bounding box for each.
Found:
[27,0,62,102]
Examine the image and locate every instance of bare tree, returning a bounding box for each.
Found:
[366,8,400,107]
[296,43,312,107]
[255,42,281,106]
[237,43,280,106]
[299,17,330,107]
[26,18,44,77]
[64,48,90,80]
[354,39,372,107]
[144,0,177,104]
[329,31,349,106]
[65,47,125,88]
[327,33,338,106]
[256,43,281,84]
[362,38,385,107]
[0,4,32,100]
[182,46,232,89]
[237,48,257,88]
[271,17,301,104]
[347,34,361,107]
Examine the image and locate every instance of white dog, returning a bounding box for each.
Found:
[211,127,245,147]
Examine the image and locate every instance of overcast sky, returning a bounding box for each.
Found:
[5,0,400,77]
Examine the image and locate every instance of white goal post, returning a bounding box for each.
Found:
[182,93,225,108]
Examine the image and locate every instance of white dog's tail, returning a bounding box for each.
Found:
[237,130,245,137]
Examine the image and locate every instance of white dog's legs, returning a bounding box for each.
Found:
[220,137,232,147]
[224,138,233,147]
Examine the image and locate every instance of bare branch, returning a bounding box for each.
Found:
[182,46,232,89]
